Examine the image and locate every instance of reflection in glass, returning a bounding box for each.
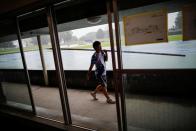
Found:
[56,12,118,130]
[19,12,64,122]
[0,40,32,111]
[119,2,196,130]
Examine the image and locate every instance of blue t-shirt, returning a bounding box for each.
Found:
[91,51,106,76]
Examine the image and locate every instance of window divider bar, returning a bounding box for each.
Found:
[46,6,71,125]
[112,0,127,131]
[15,17,36,115]
[106,0,122,131]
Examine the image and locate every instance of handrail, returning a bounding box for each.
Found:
[50,48,186,57]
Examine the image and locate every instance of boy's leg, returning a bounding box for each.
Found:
[100,86,110,99]
[95,84,102,93]
[97,75,115,104]
[91,84,102,100]
[100,86,115,104]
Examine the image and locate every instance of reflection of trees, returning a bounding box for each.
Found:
[31,37,38,45]
[22,37,38,47]
[168,12,182,35]
[79,32,96,42]
[41,35,50,45]
[0,41,16,48]
[57,28,110,46]
[72,36,78,41]
[175,12,182,30]
[96,29,104,39]
[79,29,109,43]
[59,31,75,46]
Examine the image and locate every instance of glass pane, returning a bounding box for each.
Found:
[119,5,195,69]
[0,39,32,111]
[58,24,113,70]
[119,1,196,130]
[19,11,64,122]
[55,4,118,130]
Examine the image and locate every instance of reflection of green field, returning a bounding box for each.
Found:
[72,35,182,49]
[0,47,36,55]
[168,35,182,41]
[0,45,51,55]
[0,35,182,55]
[76,41,111,49]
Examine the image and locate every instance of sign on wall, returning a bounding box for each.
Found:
[183,4,196,41]
[123,10,168,46]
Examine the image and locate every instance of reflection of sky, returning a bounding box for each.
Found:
[168,12,178,29]
[72,24,108,38]
[1,40,196,70]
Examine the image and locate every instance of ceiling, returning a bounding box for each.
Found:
[0,0,40,16]
[0,0,192,43]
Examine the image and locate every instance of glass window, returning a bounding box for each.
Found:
[0,40,32,111]
[118,1,196,130]
[57,24,113,70]
[119,3,195,69]
[18,11,64,122]
[55,3,118,130]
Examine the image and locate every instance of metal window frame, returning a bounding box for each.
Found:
[106,0,123,131]
[14,0,128,130]
[15,17,36,115]
[46,6,72,125]
[15,6,72,125]
[111,0,127,131]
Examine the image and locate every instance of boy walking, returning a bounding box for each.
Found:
[87,41,115,104]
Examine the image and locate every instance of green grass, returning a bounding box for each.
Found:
[0,47,37,55]
[0,45,51,55]
[168,35,182,41]
[0,35,183,55]
[75,41,111,49]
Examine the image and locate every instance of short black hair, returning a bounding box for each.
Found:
[93,41,101,50]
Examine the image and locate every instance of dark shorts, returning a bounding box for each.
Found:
[96,75,107,88]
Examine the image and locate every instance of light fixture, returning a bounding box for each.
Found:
[86,16,102,24]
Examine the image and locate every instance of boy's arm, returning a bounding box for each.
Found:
[87,64,94,80]
[103,50,108,61]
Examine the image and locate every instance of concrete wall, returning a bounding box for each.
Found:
[0,69,196,96]
[123,70,196,97]
[0,69,114,91]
